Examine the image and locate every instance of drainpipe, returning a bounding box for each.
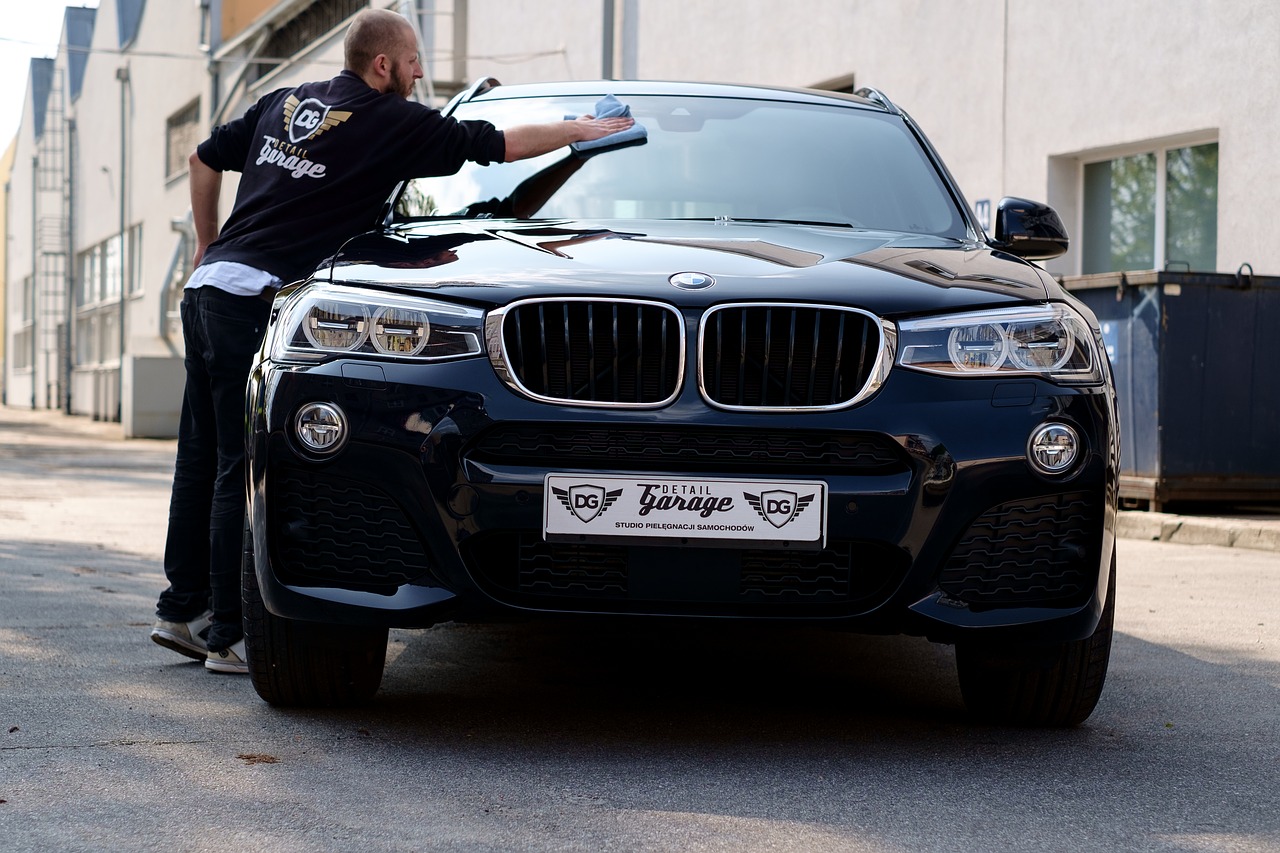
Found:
[620,0,637,80]
[65,117,76,414]
[116,64,129,423]
[602,0,615,80]
[453,0,468,90]
[200,0,219,134]
[30,155,37,409]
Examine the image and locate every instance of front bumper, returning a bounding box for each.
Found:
[247,353,1117,645]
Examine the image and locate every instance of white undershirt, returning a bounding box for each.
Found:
[185,261,283,297]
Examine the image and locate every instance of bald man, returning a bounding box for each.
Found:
[151,8,633,674]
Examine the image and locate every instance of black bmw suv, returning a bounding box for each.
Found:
[244,79,1119,725]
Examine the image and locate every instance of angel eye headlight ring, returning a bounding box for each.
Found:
[301,301,369,351]
[371,306,430,356]
[1007,320,1075,371]
[947,324,1009,371]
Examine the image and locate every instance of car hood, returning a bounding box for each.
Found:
[324,220,1053,315]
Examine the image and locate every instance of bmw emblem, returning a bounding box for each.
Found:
[669,272,715,290]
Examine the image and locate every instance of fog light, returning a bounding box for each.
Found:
[1027,422,1080,475]
[295,402,347,454]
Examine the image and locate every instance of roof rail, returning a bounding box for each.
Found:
[442,76,502,116]
[442,73,496,105]
[853,86,901,116]
[461,75,502,101]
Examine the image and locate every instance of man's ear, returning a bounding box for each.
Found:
[371,53,391,82]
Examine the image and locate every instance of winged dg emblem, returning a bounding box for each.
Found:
[552,484,623,523]
[745,490,815,529]
[284,95,353,144]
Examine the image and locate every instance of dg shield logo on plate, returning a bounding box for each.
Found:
[552,483,622,523]
[746,490,816,528]
[669,272,715,290]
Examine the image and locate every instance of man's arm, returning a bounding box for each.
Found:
[502,115,635,162]
[188,150,223,266]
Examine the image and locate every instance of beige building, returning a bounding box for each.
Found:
[4,0,1273,435]
[1,137,15,394]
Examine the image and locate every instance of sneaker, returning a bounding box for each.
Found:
[205,639,248,674]
[150,610,213,661]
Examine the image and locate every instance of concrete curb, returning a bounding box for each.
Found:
[1117,511,1280,553]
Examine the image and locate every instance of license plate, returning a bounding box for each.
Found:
[544,474,827,548]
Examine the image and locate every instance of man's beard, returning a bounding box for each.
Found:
[390,65,413,99]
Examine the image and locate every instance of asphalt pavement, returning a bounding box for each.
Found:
[2,404,1279,852]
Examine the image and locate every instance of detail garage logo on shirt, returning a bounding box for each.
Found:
[283,95,351,143]
[254,95,353,180]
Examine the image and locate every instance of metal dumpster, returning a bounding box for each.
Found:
[1063,268,1280,510]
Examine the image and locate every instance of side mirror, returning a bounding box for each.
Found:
[992,197,1069,261]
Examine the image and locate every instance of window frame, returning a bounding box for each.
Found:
[72,225,143,368]
[165,98,201,182]
[1076,131,1218,274]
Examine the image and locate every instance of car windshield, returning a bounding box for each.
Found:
[394,93,968,238]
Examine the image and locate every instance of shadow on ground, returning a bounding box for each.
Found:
[3,536,1278,851]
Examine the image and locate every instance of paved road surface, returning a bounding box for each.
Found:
[1,406,1278,852]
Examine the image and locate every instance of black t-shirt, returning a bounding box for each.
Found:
[196,70,506,283]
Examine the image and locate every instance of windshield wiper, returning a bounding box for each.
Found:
[664,216,858,228]
[731,217,858,228]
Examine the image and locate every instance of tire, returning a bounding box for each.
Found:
[242,525,388,707]
[955,552,1115,727]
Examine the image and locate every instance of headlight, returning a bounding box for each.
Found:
[270,284,483,363]
[302,300,368,351]
[896,304,1102,383]
[371,306,430,356]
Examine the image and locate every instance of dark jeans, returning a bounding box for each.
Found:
[156,286,269,651]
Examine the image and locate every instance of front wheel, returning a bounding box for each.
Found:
[955,552,1115,727]
[242,525,388,707]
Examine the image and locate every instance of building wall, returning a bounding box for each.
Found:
[460,0,1006,236]
[1004,0,1276,277]
[61,0,210,430]
[0,137,15,393]
[1,1,211,429]
[460,0,1275,276]
[5,0,1275,433]
[73,0,207,347]
[4,61,47,411]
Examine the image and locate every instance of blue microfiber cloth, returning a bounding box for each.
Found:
[568,94,648,156]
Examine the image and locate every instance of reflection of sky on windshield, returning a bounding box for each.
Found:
[431,98,588,214]
[405,94,965,236]
[433,169,487,214]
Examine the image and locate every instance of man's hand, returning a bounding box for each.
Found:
[503,116,636,162]
[569,114,635,142]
